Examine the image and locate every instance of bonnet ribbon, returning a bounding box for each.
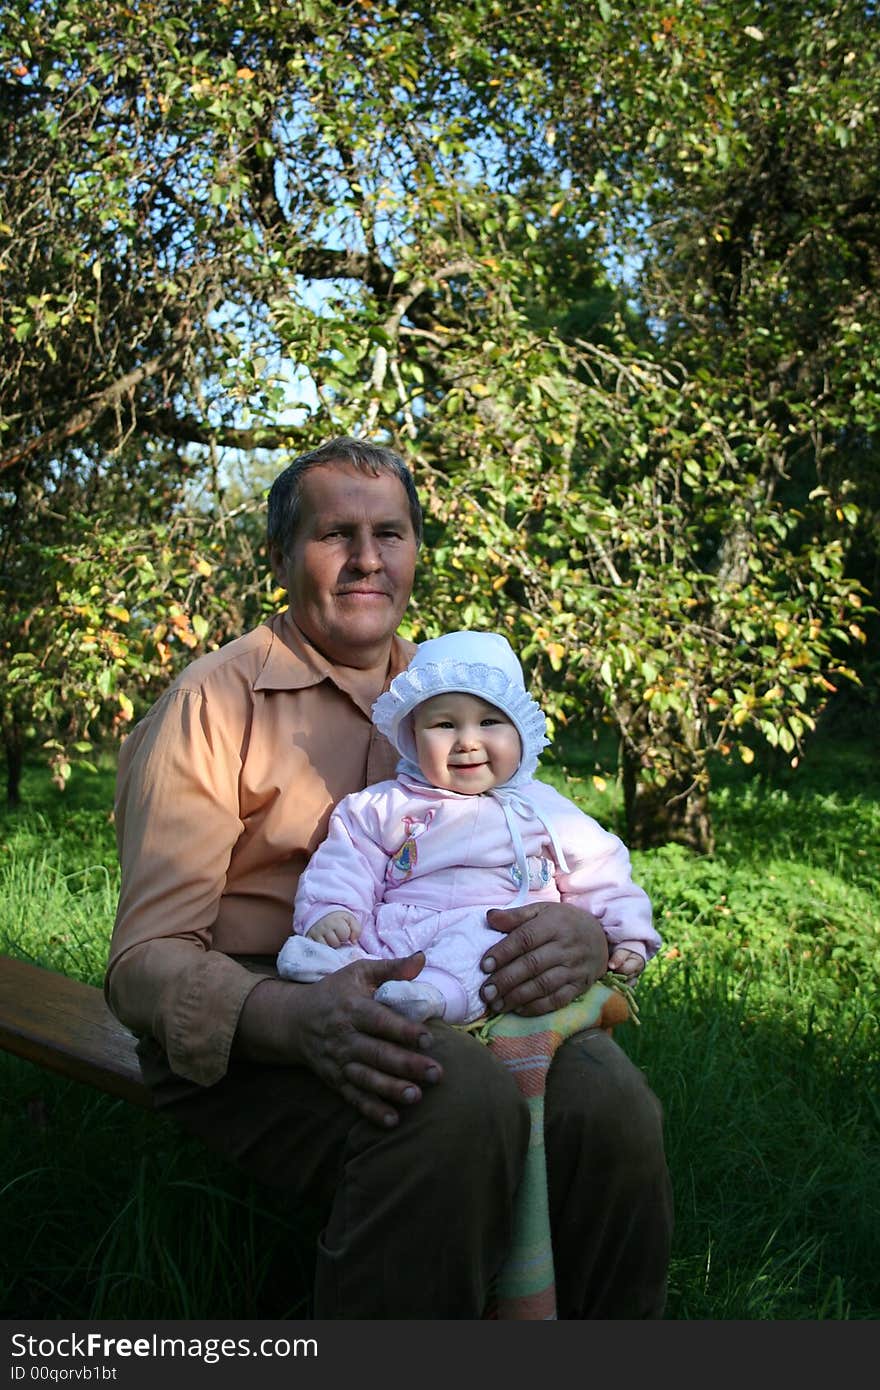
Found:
[490,787,571,908]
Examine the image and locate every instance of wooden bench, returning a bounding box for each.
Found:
[0,951,631,1114]
[0,953,153,1108]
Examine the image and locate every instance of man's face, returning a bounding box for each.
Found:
[271,462,418,668]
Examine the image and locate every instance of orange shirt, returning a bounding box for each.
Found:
[105,609,414,1085]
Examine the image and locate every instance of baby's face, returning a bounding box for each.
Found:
[412,692,522,795]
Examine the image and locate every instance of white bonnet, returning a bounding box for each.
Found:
[371,630,550,785]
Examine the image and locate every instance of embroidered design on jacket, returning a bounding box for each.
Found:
[509,855,553,891]
[386,809,436,885]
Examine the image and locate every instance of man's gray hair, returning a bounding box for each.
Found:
[267,437,423,554]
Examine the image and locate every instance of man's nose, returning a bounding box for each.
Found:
[347,532,383,572]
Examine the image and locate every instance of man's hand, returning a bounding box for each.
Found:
[237,952,443,1129]
[479,903,609,1017]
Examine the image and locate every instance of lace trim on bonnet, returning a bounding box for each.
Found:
[372,657,549,782]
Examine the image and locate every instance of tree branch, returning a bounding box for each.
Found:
[141,410,309,452]
[0,352,179,475]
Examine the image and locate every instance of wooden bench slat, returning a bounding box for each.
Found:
[1,952,628,1119]
[0,954,153,1108]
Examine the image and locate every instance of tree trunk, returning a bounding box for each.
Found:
[620,743,714,854]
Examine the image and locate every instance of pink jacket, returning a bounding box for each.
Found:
[293,772,659,961]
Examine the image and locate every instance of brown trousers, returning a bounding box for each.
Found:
[140,1023,673,1320]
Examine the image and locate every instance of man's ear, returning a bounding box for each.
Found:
[269,544,287,588]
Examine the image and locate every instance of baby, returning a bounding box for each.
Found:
[277,630,660,1022]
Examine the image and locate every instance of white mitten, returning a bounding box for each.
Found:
[374,979,446,1022]
[277,935,362,982]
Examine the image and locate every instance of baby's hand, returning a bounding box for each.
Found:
[308,911,362,947]
[607,946,645,981]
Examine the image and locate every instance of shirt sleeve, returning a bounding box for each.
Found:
[293,797,389,937]
[105,686,263,1086]
[553,806,661,962]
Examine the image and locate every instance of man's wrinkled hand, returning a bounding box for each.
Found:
[242,953,443,1130]
[479,903,609,1017]
[286,952,446,1127]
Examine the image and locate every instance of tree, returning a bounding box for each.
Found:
[0,434,278,803]
[1,0,872,851]
[434,0,878,847]
[0,0,617,796]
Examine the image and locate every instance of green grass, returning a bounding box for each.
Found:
[1,1080,319,1319]
[544,730,880,1319]
[1,732,878,1318]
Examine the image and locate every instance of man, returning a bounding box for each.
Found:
[106,436,673,1319]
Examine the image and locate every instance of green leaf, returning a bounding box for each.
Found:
[778,727,795,754]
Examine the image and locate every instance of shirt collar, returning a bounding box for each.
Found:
[254,609,416,707]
